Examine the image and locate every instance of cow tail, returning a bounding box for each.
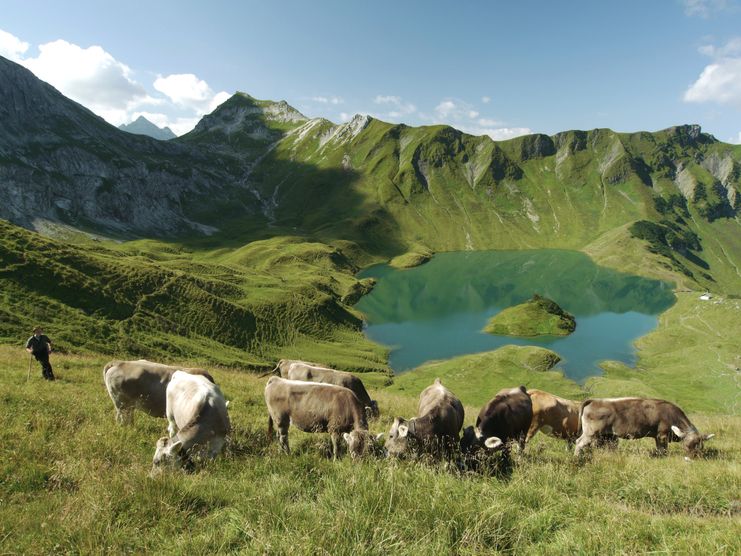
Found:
[578,399,593,437]
[103,361,115,383]
[258,365,280,378]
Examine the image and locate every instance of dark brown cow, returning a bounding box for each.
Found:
[384,378,464,459]
[273,359,380,418]
[104,359,214,424]
[264,377,378,459]
[461,386,533,456]
[575,397,715,458]
[526,389,580,445]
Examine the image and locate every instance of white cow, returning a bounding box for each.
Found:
[152,371,230,471]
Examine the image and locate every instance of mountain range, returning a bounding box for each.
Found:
[1,53,740,366]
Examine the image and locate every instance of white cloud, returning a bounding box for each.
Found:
[374,95,401,104]
[481,96,491,104]
[311,95,343,105]
[0,29,29,61]
[698,37,741,57]
[683,0,729,18]
[20,39,158,125]
[432,99,486,122]
[478,118,503,127]
[339,112,351,122]
[685,38,741,106]
[434,100,458,119]
[459,125,533,141]
[371,94,416,121]
[153,73,229,114]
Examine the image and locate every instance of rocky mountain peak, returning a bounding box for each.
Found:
[119,116,176,140]
[185,92,307,145]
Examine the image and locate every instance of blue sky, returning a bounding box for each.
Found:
[1,0,740,141]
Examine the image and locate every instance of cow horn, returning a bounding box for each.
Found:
[671,426,686,438]
[703,433,715,441]
[484,437,504,450]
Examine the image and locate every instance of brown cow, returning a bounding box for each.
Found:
[384,378,464,459]
[575,397,715,458]
[526,389,580,445]
[461,386,533,456]
[104,359,214,424]
[272,359,379,418]
[264,377,378,459]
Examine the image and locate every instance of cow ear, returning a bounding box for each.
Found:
[168,440,183,455]
[398,424,409,438]
[671,426,686,438]
[703,433,715,441]
[484,437,504,450]
[342,432,352,444]
[156,436,169,448]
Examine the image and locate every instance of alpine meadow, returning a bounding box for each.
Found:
[1,35,740,556]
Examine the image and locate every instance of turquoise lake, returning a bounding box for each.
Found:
[356,250,676,381]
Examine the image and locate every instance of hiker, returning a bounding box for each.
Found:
[25,326,54,381]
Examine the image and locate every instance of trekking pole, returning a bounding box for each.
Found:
[27,353,32,382]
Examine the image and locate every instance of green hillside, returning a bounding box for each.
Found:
[0,220,386,372]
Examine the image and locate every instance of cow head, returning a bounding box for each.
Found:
[343,430,385,459]
[365,400,380,421]
[385,417,418,459]
[460,426,505,454]
[152,436,186,470]
[671,426,714,457]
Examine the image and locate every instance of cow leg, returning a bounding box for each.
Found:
[330,432,340,460]
[574,433,594,456]
[116,407,134,426]
[277,421,290,454]
[654,435,668,456]
[525,422,539,444]
[601,435,619,451]
[166,408,177,438]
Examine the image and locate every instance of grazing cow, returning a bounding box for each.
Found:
[264,377,378,459]
[461,386,533,456]
[272,359,380,418]
[526,389,580,445]
[385,378,464,459]
[152,371,230,471]
[575,397,714,458]
[103,359,214,424]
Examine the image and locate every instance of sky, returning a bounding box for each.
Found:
[1,0,740,142]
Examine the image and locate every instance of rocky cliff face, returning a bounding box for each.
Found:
[0,56,259,236]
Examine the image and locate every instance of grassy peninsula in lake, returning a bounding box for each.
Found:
[483,294,577,337]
